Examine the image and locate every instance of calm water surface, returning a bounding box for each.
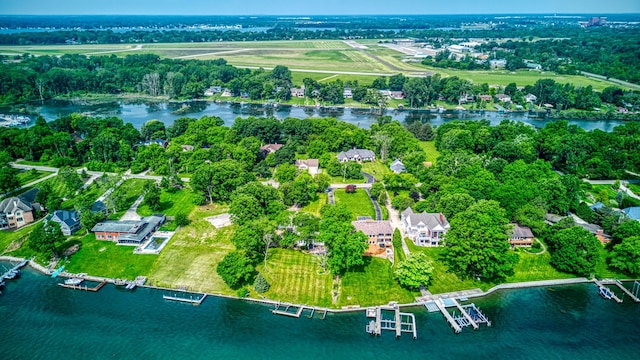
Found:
[1,100,629,131]
[1,266,638,359]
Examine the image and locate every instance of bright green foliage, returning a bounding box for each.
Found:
[575,202,595,223]
[394,252,435,289]
[253,273,271,293]
[144,183,161,211]
[611,221,640,245]
[391,195,414,211]
[191,160,255,204]
[274,163,297,183]
[437,192,475,220]
[548,227,601,276]
[318,204,368,275]
[281,172,318,207]
[28,221,65,256]
[610,236,640,276]
[174,212,190,227]
[216,250,256,289]
[443,200,518,280]
[229,182,283,225]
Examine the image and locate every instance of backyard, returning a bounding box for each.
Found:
[334,189,376,220]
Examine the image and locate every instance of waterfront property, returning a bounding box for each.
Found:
[0,188,41,230]
[337,148,376,162]
[352,220,393,257]
[508,223,534,247]
[92,215,166,246]
[401,208,449,247]
[46,210,82,236]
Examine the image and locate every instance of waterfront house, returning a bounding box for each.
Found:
[181,145,195,152]
[352,220,394,257]
[478,94,493,102]
[401,208,449,247]
[290,87,305,98]
[343,87,353,98]
[524,93,538,103]
[295,159,320,176]
[508,223,534,247]
[496,94,512,103]
[389,91,405,100]
[390,159,406,174]
[47,210,81,236]
[0,189,41,230]
[337,148,376,162]
[92,215,166,246]
[526,63,542,70]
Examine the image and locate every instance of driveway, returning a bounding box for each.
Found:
[120,195,144,221]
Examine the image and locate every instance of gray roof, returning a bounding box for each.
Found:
[390,159,406,173]
[92,215,165,244]
[352,220,393,237]
[402,208,449,231]
[337,148,375,161]
[91,200,107,213]
[623,207,640,220]
[49,210,80,228]
[295,159,319,168]
[509,224,534,239]
[0,197,33,214]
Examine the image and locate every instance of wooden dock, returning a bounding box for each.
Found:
[453,299,479,330]
[435,299,462,333]
[163,293,207,305]
[615,280,640,303]
[272,303,308,318]
[596,281,623,303]
[1,258,29,282]
[58,281,106,292]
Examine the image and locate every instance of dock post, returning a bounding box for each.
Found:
[395,306,401,337]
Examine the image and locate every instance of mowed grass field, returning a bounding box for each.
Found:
[334,189,376,220]
[2,39,630,90]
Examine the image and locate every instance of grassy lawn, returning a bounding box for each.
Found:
[16,170,52,186]
[338,257,416,307]
[109,179,153,219]
[137,187,196,217]
[419,141,440,164]
[361,160,392,181]
[0,219,43,254]
[258,249,333,307]
[507,250,575,283]
[148,206,236,294]
[595,247,629,279]
[627,183,640,196]
[334,189,376,220]
[64,233,158,279]
[300,193,327,217]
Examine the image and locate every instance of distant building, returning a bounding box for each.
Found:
[204,86,222,96]
[260,143,283,155]
[389,91,405,100]
[181,145,195,152]
[392,39,415,46]
[295,159,320,176]
[496,94,512,103]
[47,210,81,236]
[92,215,166,246]
[401,208,449,247]
[343,87,353,98]
[337,148,376,162]
[478,94,493,102]
[139,139,168,148]
[623,207,640,221]
[290,87,305,98]
[508,223,534,247]
[526,63,542,70]
[489,59,507,68]
[390,159,406,174]
[524,94,538,103]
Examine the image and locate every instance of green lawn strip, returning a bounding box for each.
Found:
[326,174,366,184]
[63,233,157,279]
[334,189,376,220]
[627,183,640,196]
[419,141,440,164]
[299,193,327,217]
[136,188,196,217]
[595,247,629,279]
[380,205,388,220]
[148,215,237,294]
[0,219,43,254]
[258,248,333,307]
[361,161,392,181]
[15,159,54,166]
[506,250,576,283]
[109,179,153,219]
[16,170,52,186]
[338,257,416,307]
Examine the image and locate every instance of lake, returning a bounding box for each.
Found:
[1,266,638,359]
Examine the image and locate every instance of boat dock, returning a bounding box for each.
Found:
[425,298,491,334]
[365,305,417,339]
[58,281,106,292]
[271,302,324,318]
[596,279,640,303]
[1,258,29,282]
[163,293,207,305]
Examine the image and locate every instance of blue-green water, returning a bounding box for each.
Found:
[1,267,639,359]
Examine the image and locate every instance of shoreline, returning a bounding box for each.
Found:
[2,255,633,313]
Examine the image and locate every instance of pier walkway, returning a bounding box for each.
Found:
[366,305,417,339]
[1,258,30,282]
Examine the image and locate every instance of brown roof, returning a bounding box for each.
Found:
[510,224,534,239]
[295,159,319,168]
[352,220,393,236]
[260,144,283,153]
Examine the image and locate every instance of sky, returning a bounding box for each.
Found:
[1,0,639,16]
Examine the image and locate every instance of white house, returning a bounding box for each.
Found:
[337,148,376,162]
[401,208,450,246]
[295,159,320,176]
[390,159,406,174]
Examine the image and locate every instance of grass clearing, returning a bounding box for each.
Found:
[148,207,236,294]
[334,189,376,220]
[258,249,333,307]
[137,187,196,217]
[361,161,392,181]
[419,141,440,164]
[300,193,327,217]
[16,170,53,186]
[338,257,416,307]
[64,233,158,279]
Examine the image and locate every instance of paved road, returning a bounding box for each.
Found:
[10,163,190,183]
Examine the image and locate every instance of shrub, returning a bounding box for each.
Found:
[237,287,250,298]
[254,273,271,293]
[175,212,190,227]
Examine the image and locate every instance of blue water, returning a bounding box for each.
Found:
[4,100,628,132]
[1,266,638,359]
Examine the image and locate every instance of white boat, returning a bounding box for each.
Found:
[599,286,613,300]
[64,278,84,286]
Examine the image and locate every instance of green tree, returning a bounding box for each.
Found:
[443,200,518,280]
[0,166,20,194]
[318,204,367,275]
[610,236,640,276]
[274,163,297,183]
[394,252,435,289]
[29,221,65,256]
[174,212,190,227]
[216,250,256,289]
[548,226,601,276]
[254,273,271,293]
[144,183,161,211]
